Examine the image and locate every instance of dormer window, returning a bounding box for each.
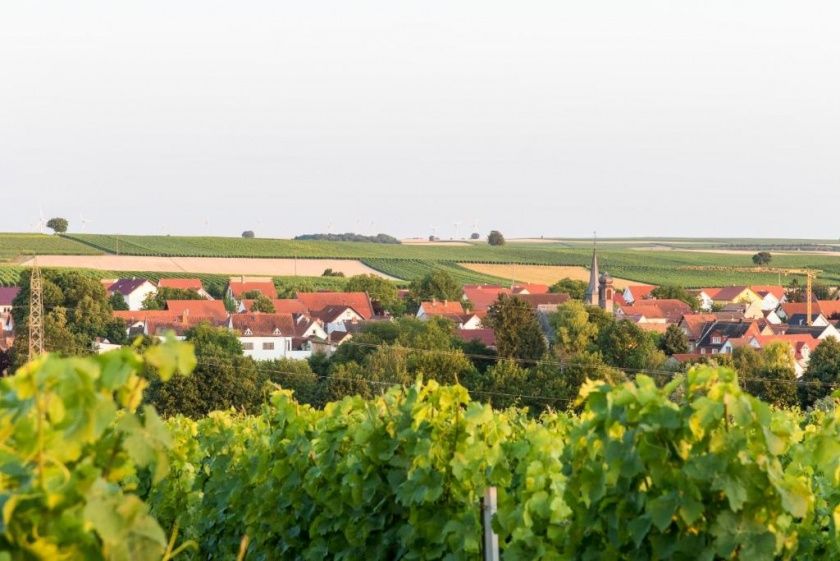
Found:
[244,328,253,336]
[273,328,281,335]
[712,335,721,345]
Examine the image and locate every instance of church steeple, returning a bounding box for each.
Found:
[585,248,599,306]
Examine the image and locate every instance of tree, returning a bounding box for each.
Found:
[321,268,345,277]
[259,358,320,406]
[186,323,243,355]
[46,217,68,233]
[742,342,798,408]
[484,294,547,361]
[550,300,598,357]
[345,274,402,315]
[649,285,700,310]
[407,270,461,310]
[799,337,840,407]
[487,230,505,246]
[473,359,532,409]
[109,292,129,311]
[752,251,772,266]
[242,230,255,238]
[470,232,480,240]
[250,294,276,313]
[548,278,588,300]
[595,319,665,371]
[11,270,126,368]
[659,324,689,355]
[142,287,204,310]
[241,290,266,299]
[145,324,265,417]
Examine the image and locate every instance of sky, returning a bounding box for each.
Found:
[1,1,838,240]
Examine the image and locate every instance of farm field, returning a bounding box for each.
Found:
[16,255,398,279]
[0,233,101,259]
[4,233,840,287]
[460,263,647,289]
[361,259,508,285]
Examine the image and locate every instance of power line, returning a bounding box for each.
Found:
[190,355,574,406]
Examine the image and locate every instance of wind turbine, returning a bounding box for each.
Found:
[79,213,92,233]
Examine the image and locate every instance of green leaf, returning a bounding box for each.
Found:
[144,338,196,381]
[628,514,652,546]
[647,493,679,531]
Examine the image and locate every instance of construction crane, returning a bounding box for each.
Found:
[679,265,821,326]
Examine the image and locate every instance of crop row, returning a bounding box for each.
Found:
[362,259,509,284]
[0,233,101,259]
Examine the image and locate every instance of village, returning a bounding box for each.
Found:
[2,249,837,381]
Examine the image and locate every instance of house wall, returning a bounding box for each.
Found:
[239,335,293,361]
[126,283,158,311]
[326,309,363,333]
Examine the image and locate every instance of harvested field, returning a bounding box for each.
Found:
[459,263,647,289]
[19,255,398,279]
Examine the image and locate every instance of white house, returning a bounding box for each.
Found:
[692,290,717,312]
[108,278,157,311]
[229,313,327,361]
[458,313,484,330]
[313,305,365,334]
[750,286,787,312]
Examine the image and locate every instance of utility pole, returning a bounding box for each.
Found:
[28,259,45,360]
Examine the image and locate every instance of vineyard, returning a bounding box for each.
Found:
[4,232,840,287]
[2,347,840,559]
[362,259,508,284]
[0,233,101,260]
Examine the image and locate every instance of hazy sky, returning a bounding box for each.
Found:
[2,1,838,239]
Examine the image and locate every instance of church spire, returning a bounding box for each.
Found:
[585,233,599,306]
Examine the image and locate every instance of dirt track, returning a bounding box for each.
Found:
[19,255,398,279]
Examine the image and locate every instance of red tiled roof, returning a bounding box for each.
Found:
[512,284,550,295]
[230,313,297,337]
[621,299,691,323]
[462,285,512,312]
[297,292,374,320]
[158,278,204,290]
[228,281,278,299]
[420,300,466,316]
[750,285,785,300]
[454,328,496,348]
[166,300,228,320]
[817,301,840,319]
[710,286,750,302]
[625,285,656,301]
[514,293,570,309]
[114,310,180,323]
[636,323,669,334]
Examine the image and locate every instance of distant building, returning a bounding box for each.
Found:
[584,249,614,314]
[107,278,157,311]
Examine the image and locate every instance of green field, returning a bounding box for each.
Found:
[3,232,840,287]
[0,233,102,260]
[362,259,508,285]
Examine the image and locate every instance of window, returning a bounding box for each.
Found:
[262,342,275,350]
[242,342,254,350]
[712,336,721,345]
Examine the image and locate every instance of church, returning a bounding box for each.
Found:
[583,249,615,313]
